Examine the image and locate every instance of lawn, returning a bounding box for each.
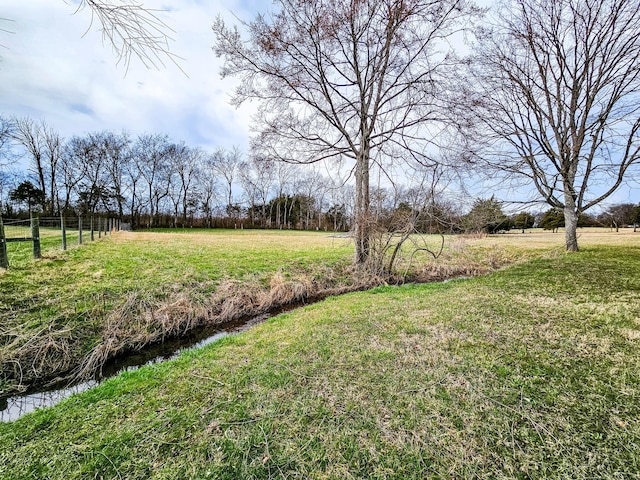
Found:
[0,230,639,478]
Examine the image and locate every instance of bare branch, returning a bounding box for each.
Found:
[74,0,183,73]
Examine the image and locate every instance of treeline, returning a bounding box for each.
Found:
[0,117,359,230]
[0,116,471,234]
[2,116,638,234]
[461,197,640,234]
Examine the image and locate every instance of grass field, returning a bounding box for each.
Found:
[0,229,638,478]
[0,227,635,395]
[0,229,358,393]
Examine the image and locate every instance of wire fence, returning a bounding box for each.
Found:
[0,216,121,268]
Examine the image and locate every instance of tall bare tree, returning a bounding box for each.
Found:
[93,130,131,220]
[133,133,171,227]
[466,0,640,251]
[239,156,275,227]
[213,0,476,265]
[11,117,47,213]
[166,143,203,227]
[198,152,221,227]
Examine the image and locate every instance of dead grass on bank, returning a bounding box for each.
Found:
[2,249,494,393]
[70,240,527,383]
[72,266,379,383]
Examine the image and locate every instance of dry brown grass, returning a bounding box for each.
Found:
[73,266,378,382]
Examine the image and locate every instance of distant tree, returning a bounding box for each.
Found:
[166,143,202,227]
[462,196,510,234]
[416,201,461,234]
[297,168,327,230]
[577,213,598,228]
[10,117,48,213]
[132,133,171,227]
[513,212,535,233]
[197,153,220,228]
[66,133,115,215]
[467,0,640,252]
[239,156,274,228]
[598,204,638,232]
[539,208,564,233]
[76,184,115,215]
[99,131,131,221]
[211,147,242,218]
[326,204,348,232]
[9,181,45,213]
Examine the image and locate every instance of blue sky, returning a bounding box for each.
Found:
[0,0,261,151]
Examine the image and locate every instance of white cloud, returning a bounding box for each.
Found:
[0,0,258,150]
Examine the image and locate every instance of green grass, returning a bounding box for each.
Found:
[0,229,354,391]
[1,243,639,478]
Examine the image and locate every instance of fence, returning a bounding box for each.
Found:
[0,216,120,268]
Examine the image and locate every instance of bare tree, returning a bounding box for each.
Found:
[40,123,63,214]
[95,130,131,220]
[166,142,202,227]
[11,117,47,213]
[597,203,638,232]
[466,0,640,251]
[198,152,221,227]
[298,167,327,230]
[58,141,86,213]
[239,155,275,227]
[213,0,476,266]
[65,134,110,215]
[133,133,171,227]
[211,146,242,217]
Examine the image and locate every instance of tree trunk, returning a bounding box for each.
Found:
[354,151,370,265]
[563,203,579,252]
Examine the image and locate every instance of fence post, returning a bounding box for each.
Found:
[0,218,8,269]
[31,216,41,259]
[90,216,95,241]
[61,214,67,251]
[78,217,83,245]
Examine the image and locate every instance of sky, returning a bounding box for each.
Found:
[0,0,261,151]
[0,0,637,211]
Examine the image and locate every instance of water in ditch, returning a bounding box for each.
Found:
[0,313,271,422]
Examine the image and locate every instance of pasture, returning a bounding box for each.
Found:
[0,228,639,478]
[0,227,634,394]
